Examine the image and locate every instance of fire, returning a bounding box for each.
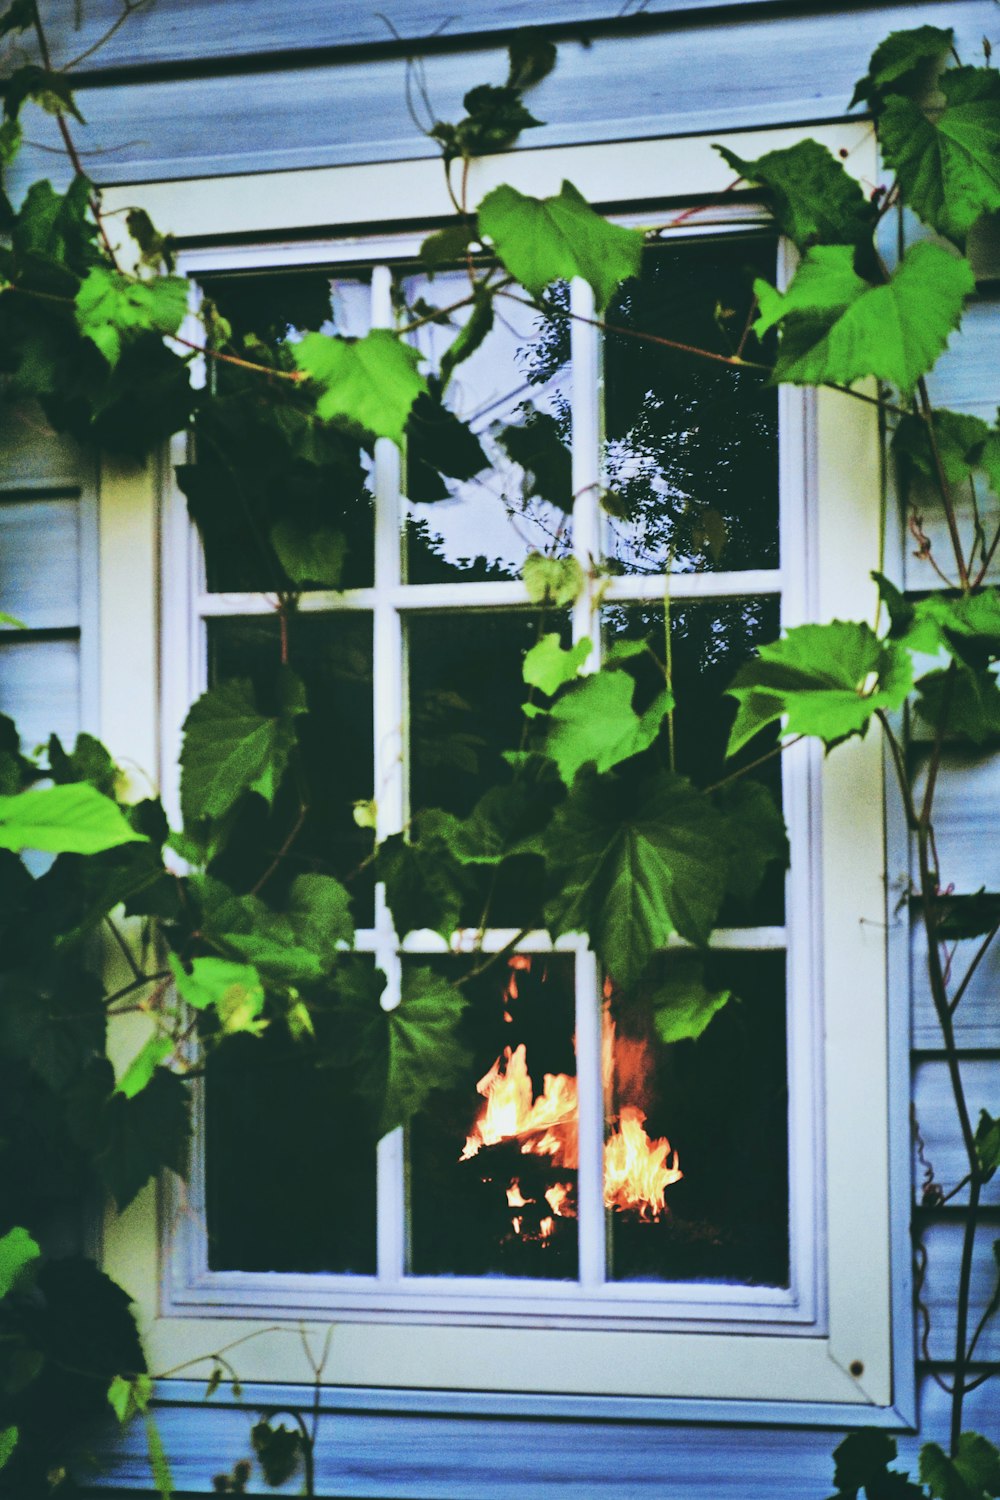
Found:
[462,959,682,1229]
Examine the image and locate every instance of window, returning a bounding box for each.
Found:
[103,127,904,1413]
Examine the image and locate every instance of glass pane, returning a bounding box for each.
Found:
[408,953,578,1280]
[400,270,572,582]
[606,950,788,1286]
[603,237,779,575]
[205,998,378,1274]
[190,271,374,593]
[407,610,562,929]
[601,597,783,925]
[208,612,375,923]
[0,636,79,752]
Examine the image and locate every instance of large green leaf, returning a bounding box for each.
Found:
[915,667,1000,744]
[522,552,584,606]
[496,409,573,510]
[531,668,671,785]
[179,669,306,827]
[406,384,488,502]
[544,770,730,986]
[920,1434,1000,1500]
[881,582,1000,665]
[975,1109,1000,1180]
[67,1059,190,1211]
[477,180,644,310]
[270,518,346,589]
[74,268,189,366]
[831,1430,902,1494]
[200,873,353,984]
[293,328,426,446]
[850,25,954,110]
[651,953,733,1044]
[725,621,913,756]
[754,241,974,396]
[892,409,992,496]
[880,68,1000,243]
[716,140,876,250]
[0,783,145,855]
[0,959,105,1091]
[713,779,789,904]
[375,816,469,940]
[0,1226,39,1299]
[338,964,470,1136]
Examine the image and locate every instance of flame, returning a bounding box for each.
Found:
[462,959,682,1225]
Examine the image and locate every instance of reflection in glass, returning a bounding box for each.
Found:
[208,612,374,922]
[205,998,378,1274]
[603,237,779,575]
[607,950,788,1286]
[408,954,578,1279]
[401,272,572,581]
[190,271,374,593]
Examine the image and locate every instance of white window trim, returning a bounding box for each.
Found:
[95,122,911,1416]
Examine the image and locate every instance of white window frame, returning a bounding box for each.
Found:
[96,124,911,1417]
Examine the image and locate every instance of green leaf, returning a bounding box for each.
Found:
[432,83,543,162]
[0,959,105,1091]
[376,819,468,940]
[0,0,34,40]
[0,783,145,854]
[293,328,426,446]
[506,30,558,91]
[920,1433,1000,1500]
[545,769,730,986]
[419,223,475,272]
[725,620,913,756]
[832,1429,900,1493]
[651,953,733,1044]
[107,1372,154,1424]
[713,779,790,904]
[892,409,991,495]
[75,268,189,366]
[179,669,306,827]
[850,25,954,110]
[915,667,1000,744]
[755,241,974,397]
[68,1061,190,1211]
[715,139,876,250]
[522,551,584,606]
[3,65,85,124]
[532,668,670,785]
[440,285,494,383]
[0,1426,17,1471]
[47,730,119,798]
[117,1035,173,1099]
[975,1110,1000,1180]
[881,68,1000,243]
[497,408,572,509]
[338,965,470,1136]
[889,590,1000,666]
[251,1420,303,1488]
[270,518,346,588]
[523,634,592,696]
[478,180,644,310]
[0,609,24,628]
[406,385,488,502]
[0,1226,39,1299]
[200,874,353,985]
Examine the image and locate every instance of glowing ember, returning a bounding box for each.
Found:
[462,959,682,1226]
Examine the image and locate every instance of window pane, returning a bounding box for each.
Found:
[401,270,572,582]
[601,597,783,925]
[408,954,578,1280]
[191,271,374,593]
[207,612,375,922]
[603,238,779,575]
[204,999,378,1274]
[606,950,788,1286]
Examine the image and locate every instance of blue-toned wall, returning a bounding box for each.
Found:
[5,2,998,1493]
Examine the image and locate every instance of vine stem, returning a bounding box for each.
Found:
[916,376,970,591]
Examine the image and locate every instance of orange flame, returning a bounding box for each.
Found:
[463,960,682,1225]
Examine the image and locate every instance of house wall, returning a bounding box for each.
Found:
[2,1,997,1493]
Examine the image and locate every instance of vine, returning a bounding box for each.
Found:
[0,7,997,1498]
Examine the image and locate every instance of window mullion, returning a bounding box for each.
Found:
[371,264,408,1286]
[569,275,607,1288]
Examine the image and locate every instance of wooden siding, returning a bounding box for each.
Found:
[0,0,994,1492]
[4,2,988,197]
